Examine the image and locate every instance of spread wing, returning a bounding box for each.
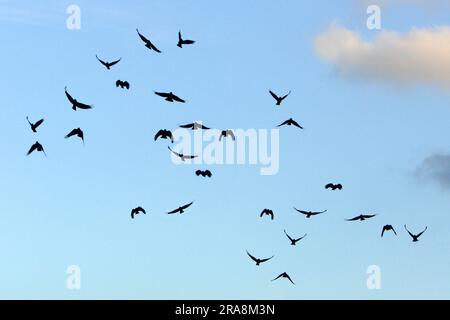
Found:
[269,90,279,101]
[180,202,193,210]
[65,129,77,139]
[246,251,258,263]
[168,146,182,158]
[293,207,307,215]
[65,87,76,104]
[296,234,307,242]
[167,207,180,214]
[271,273,284,281]
[199,124,210,130]
[346,216,360,221]
[284,230,294,242]
[27,143,38,155]
[336,184,343,190]
[136,29,149,44]
[281,91,291,100]
[227,130,236,140]
[178,31,182,42]
[314,210,327,215]
[116,80,121,87]
[325,183,334,189]
[259,256,274,263]
[137,206,146,214]
[205,170,212,177]
[76,102,93,109]
[155,91,170,98]
[171,94,185,103]
[362,214,376,219]
[149,41,162,53]
[404,225,414,238]
[183,39,195,45]
[381,226,387,237]
[417,226,428,238]
[96,55,108,67]
[180,123,194,129]
[34,119,44,129]
[109,58,121,66]
[285,274,295,285]
[277,120,289,127]
[195,170,202,176]
[290,119,303,129]
[154,129,166,141]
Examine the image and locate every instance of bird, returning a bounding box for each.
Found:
[116,80,130,90]
[269,90,291,106]
[136,29,161,53]
[177,31,195,48]
[277,118,303,129]
[96,55,121,70]
[154,91,185,103]
[271,272,295,285]
[219,130,236,141]
[404,225,427,242]
[65,87,93,111]
[246,251,274,266]
[325,183,343,191]
[154,129,174,143]
[131,207,146,219]
[179,122,210,130]
[284,230,307,246]
[381,225,397,237]
[167,201,194,214]
[346,214,377,221]
[27,141,46,156]
[195,170,212,178]
[168,146,198,161]
[26,117,44,133]
[260,209,274,220]
[294,208,327,218]
[65,128,84,144]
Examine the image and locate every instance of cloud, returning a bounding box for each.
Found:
[416,154,450,189]
[314,25,450,90]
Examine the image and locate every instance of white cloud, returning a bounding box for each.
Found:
[416,154,450,189]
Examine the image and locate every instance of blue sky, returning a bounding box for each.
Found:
[0,0,449,299]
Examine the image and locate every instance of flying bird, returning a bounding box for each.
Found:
[404,225,427,242]
[277,118,303,129]
[381,225,397,237]
[116,80,130,90]
[26,117,44,133]
[246,251,274,266]
[177,31,195,48]
[269,90,291,106]
[179,122,210,130]
[260,209,274,220]
[131,207,146,219]
[284,230,307,246]
[65,87,93,111]
[96,55,121,70]
[271,272,295,285]
[65,128,84,144]
[168,146,198,161]
[346,214,377,221]
[154,129,174,143]
[27,141,46,156]
[325,183,342,191]
[195,170,212,178]
[219,130,236,141]
[136,29,161,53]
[154,91,185,103]
[294,208,327,218]
[167,201,194,214]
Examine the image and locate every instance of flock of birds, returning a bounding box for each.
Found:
[24,28,428,286]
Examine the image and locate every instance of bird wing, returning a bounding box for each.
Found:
[95,55,108,67]
[260,209,268,217]
[271,274,283,281]
[296,234,307,242]
[290,119,303,129]
[314,210,327,215]
[136,29,149,44]
[33,119,44,129]
[181,202,193,210]
[27,144,38,155]
[116,80,121,87]
[277,120,289,127]
[281,91,291,100]
[325,183,333,189]
[171,94,185,103]
[65,129,77,138]
[246,251,259,263]
[284,230,294,242]
[363,214,376,219]
[200,124,210,130]
[381,226,386,237]
[109,58,121,66]
[180,123,194,129]
[195,170,202,176]
[76,102,93,109]
[65,87,76,104]
[124,81,130,89]
[205,170,212,177]
[346,216,360,221]
[155,91,170,98]
[137,206,146,214]
[168,146,182,157]
[417,226,428,237]
[149,41,162,53]
[186,155,198,159]
[269,90,279,101]
[336,184,343,189]
[293,207,307,214]
[227,130,236,140]
[178,31,182,42]
[154,130,164,141]
[285,274,295,285]
[392,227,397,235]
[183,40,195,45]
[167,207,180,214]
[259,256,274,263]
[404,225,415,238]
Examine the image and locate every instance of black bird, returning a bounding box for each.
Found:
[260,209,274,220]
[131,207,146,219]
[96,55,121,70]
[294,208,327,218]
[155,129,174,143]
[381,225,397,237]
[277,118,303,129]
[26,117,44,133]
[167,201,194,214]
[271,272,295,285]
[116,80,130,90]
[136,29,161,53]
[404,225,427,242]
[177,31,195,48]
[269,90,291,106]
[195,170,212,178]
[246,251,274,266]
[65,87,93,111]
[346,214,377,221]
[219,130,236,141]
[27,141,46,156]
[65,128,84,144]
[325,183,342,191]
[179,122,210,130]
[154,91,185,103]
[168,146,198,161]
[284,230,307,246]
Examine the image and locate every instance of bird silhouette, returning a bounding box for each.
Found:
[346,214,377,221]
[167,201,194,214]
[284,230,307,246]
[154,91,185,103]
[404,225,427,242]
[168,146,198,161]
[219,130,236,141]
[65,87,93,111]
[131,207,146,219]
[177,31,195,48]
[325,183,342,191]
[246,251,274,266]
[116,80,130,90]
[195,170,212,178]
[271,272,295,285]
[155,129,174,143]
[96,55,121,70]
[381,225,397,237]
[27,141,46,156]
[26,117,44,133]
[277,118,303,129]
[65,128,84,144]
[269,90,290,105]
[294,208,327,218]
[179,122,210,130]
[260,209,274,220]
[136,29,161,53]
